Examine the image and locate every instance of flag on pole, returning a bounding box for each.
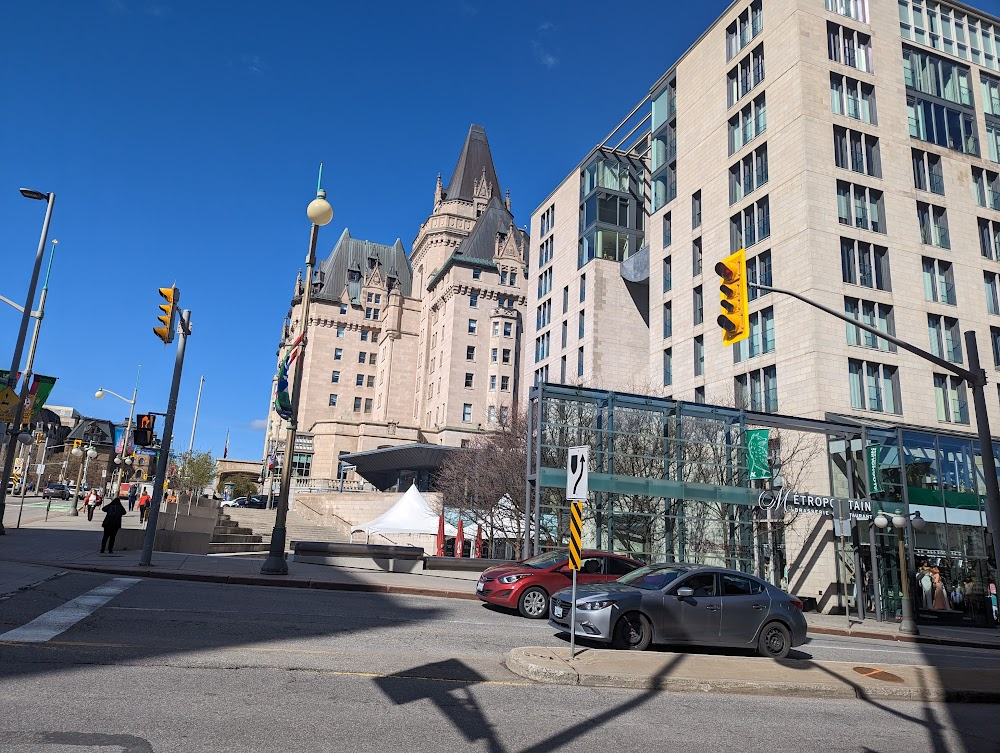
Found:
[223,429,229,459]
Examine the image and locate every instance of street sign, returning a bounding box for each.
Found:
[36,464,45,475]
[0,387,18,423]
[566,446,589,501]
[568,501,583,571]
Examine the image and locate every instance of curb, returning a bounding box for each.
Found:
[808,625,1000,652]
[504,649,1000,703]
[44,562,479,601]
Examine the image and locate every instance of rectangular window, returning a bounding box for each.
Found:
[692,190,702,229]
[502,348,511,364]
[987,272,1000,315]
[922,257,957,304]
[336,325,345,338]
[663,348,672,386]
[328,394,337,407]
[981,218,1000,260]
[472,269,481,279]
[501,375,510,391]
[470,293,478,308]
[692,238,703,276]
[927,314,963,363]
[662,212,672,247]
[331,371,340,383]
[837,180,886,233]
[563,286,569,314]
[466,345,476,360]
[355,374,364,387]
[503,321,512,337]
[728,93,767,155]
[577,347,584,377]
[358,352,366,364]
[491,347,498,363]
[663,302,672,339]
[934,374,969,423]
[489,375,497,391]
[917,201,950,248]
[844,298,896,352]
[694,335,705,376]
[825,0,868,24]
[734,366,778,412]
[734,306,776,362]
[729,195,771,252]
[912,148,945,194]
[727,0,763,60]
[848,359,901,414]
[465,373,474,388]
[463,404,473,423]
[340,303,348,315]
[353,397,362,412]
[663,256,672,293]
[747,249,771,301]
[578,311,585,339]
[693,286,704,325]
[828,21,872,72]
[580,274,586,302]
[992,327,1000,370]
[974,167,1000,211]
[468,319,477,334]
[840,238,890,290]
[831,73,878,124]
[834,127,880,178]
[334,348,343,361]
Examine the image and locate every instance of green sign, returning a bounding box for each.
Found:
[866,444,883,494]
[746,428,771,481]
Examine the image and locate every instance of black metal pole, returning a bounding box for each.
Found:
[140,310,191,567]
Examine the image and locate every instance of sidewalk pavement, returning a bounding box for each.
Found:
[505,646,1000,702]
[3,509,999,653]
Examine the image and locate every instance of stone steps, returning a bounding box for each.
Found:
[208,510,268,555]
[208,542,271,554]
[220,507,351,552]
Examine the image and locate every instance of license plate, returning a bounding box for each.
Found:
[476,581,484,592]
[553,605,563,618]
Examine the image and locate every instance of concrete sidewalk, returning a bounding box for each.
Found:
[505,646,1000,702]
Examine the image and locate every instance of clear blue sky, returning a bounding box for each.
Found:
[0,0,727,461]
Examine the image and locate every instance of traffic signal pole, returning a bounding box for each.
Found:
[139,309,191,567]
[749,281,1000,589]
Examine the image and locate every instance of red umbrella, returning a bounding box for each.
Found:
[436,514,445,557]
[474,525,483,558]
[455,519,464,558]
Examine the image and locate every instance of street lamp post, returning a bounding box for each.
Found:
[70,425,101,516]
[96,365,140,501]
[874,509,927,635]
[261,177,333,575]
[0,189,56,535]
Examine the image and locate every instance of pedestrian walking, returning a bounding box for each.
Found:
[100,497,126,554]
[138,490,151,524]
[85,490,100,522]
[127,484,138,512]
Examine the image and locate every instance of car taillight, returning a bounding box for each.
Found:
[788,595,803,611]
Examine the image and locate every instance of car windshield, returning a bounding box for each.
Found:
[520,550,567,569]
[617,564,685,590]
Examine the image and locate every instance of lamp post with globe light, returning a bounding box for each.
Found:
[873,509,927,635]
[96,365,140,500]
[70,427,101,516]
[261,174,334,575]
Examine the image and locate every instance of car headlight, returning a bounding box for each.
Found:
[577,600,614,610]
[498,574,528,584]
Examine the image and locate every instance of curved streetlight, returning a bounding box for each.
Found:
[95,366,140,500]
[874,510,926,635]
[261,175,333,576]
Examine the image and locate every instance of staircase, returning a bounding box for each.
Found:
[214,507,350,555]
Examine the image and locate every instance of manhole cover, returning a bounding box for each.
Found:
[853,666,904,683]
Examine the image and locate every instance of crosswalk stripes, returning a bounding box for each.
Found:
[0,577,140,643]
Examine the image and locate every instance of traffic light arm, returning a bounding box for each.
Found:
[748,282,981,386]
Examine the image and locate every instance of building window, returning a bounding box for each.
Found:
[468,319,477,334]
[356,374,365,387]
[934,374,969,424]
[692,190,702,229]
[663,256,672,293]
[662,212,672,247]
[726,44,765,108]
[831,73,877,125]
[986,272,1000,315]
[291,453,312,478]
[735,366,778,412]
[364,398,372,414]
[340,303,348,315]
[334,348,343,360]
[848,359,901,414]
[734,307,775,362]
[911,149,944,194]
[692,238,703,276]
[578,311,585,339]
[727,0,763,61]
[354,397,363,412]
[729,143,769,204]
[580,274,586,302]
[917,202,950,248]
[841,238,890,291]
[367,375,374,388]
[502,348,511,364]
[694,386,706,404]
[336,325,345,338]
[981,219,1000,261]
[491,348,498,364]
[561,321,567,348]
[331,371,340,383]
[663,302,672,339]
[923,257,957,304]
[747,249,772,301]
[462,404,472,423]
[927,314,963,363]
[369,353,376,366]
[358,352,366,364]
[728,93,766,155]
[540,204,555,236]
[824,0,867,24]
[492,321,500,337]
[844,298,895,352]
[467,345,476,360]
[827,21,872,72]
[501,375,510,391]
[504,322,512,337]
[836,181,886,233]
[563,286,569,313]
[328,394,337,407]
[973,167,1000,211]
[470,293,479,307]
[663,348,672,386]
[473,269,481,280]
[490,375,498,391]
[360,330,369,342]
[461,373,473,389]
[833,128,880,178]
[729,195,770,252]
[693,286,703,325]
[577,347,584,377]
[991,327,1000,370]
[694,335,704,377]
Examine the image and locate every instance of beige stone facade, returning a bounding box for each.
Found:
[264,125,529,487]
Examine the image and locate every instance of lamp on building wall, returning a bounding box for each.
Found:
[261,172,333,576]
[874,509,926,635]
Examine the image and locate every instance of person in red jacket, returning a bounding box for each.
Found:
[138,491,152,524]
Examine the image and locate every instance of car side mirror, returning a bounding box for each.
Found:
[557,566,572,574]
[676,586,694,598]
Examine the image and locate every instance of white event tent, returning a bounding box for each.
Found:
[351,483,461,541]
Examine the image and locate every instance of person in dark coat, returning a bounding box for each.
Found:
[127,484,138,512]
[100,498,127,554]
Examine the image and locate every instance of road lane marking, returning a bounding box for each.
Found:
[0,577,140,643]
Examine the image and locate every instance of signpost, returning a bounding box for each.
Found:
[566,446,588,659]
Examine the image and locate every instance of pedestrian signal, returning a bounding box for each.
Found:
[715,249,749,346]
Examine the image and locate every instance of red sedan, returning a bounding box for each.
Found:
[476,549,644,619]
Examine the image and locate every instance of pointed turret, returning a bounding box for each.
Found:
[443,124,501,203]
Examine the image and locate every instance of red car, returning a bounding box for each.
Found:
[476,549,644,619]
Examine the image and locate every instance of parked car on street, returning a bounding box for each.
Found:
[476,549,643,619]
[220,497,244,508]
[237,495,268,509]
[42,483,71,500]
[547,563,808,659]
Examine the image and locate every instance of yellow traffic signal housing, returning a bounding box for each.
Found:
[715,249,749,346]
[154,285,180,344]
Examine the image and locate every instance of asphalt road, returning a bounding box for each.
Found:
[1,572,998,753]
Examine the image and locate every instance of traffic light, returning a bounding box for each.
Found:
[154,285,180,344]
[715,249,749,346]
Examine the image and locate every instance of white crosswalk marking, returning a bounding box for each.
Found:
[0,577,141,643]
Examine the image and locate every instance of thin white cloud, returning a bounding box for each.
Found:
[241,54,270,75]
[249,419,267,431]
[532,41,558,69]
[538,21,555,32]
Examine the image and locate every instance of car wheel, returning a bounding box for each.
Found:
[517,586,549,619]
[612,612,652,651]
[757,621,791,659]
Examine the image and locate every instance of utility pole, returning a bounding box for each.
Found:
[140,309,192,567]
[189,375,204,451]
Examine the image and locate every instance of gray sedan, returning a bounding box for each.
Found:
[548,563,808,659]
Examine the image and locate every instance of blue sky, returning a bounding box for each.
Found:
[0,0,726,461]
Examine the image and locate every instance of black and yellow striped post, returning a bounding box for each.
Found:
[568,500,582,658]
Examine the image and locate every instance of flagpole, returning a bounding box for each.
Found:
[223,429,229,459]
[189,375,204,452]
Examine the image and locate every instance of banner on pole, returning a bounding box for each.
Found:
[746,428,771,481]
[866,444,883,494]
